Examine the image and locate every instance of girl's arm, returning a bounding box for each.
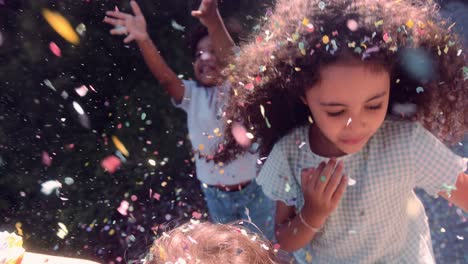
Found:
[104,1,184,103]
[275,201,325,252]
[276,160,348,252]
[191,0,235,65]
[439,172,468,212]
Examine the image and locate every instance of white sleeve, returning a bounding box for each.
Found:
[171,80,197,113]
[412,123,467,197]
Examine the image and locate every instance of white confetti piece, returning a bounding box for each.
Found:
[41,180,62,195]
[72,101,85,115]
[171,20,185,31]
[347,177,356,186]
[56,222,68,239]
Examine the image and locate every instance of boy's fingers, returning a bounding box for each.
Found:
[331,175,347,204]
[130,1,143,16]
[103,17,121,26]
[191,10,202,17]
[324,161,344,198]
[106,11,132,20]
[110,28,127,35]
[123,34,134,43]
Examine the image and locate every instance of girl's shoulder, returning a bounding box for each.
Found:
[377,118,420,136]
[272,125,309,153]
[373,118,428,147]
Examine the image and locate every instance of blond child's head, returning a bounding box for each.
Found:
[145,221,280,264]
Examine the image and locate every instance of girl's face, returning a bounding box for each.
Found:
[193,36,220,87]
[303,63,390,154]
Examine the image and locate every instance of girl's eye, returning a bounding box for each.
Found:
[367,104,382,110]
[196,51,203,58]
[327,110,345,117]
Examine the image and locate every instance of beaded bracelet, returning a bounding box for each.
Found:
[299,212,322,233]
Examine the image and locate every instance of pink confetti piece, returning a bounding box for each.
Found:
[117,200,129,216]
[42,151,52,166]
[153,192,161,200]
[88,85,97,92]
[231,123,251,147]
[347,19,358,32]
[100,155,121,174]
[75,85,89,97]
[192,211,202,219]
[131,195,138,201]
[49,42,61,57]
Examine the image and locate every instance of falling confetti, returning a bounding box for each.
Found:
[42,9,80,44]
[462,66,468,81]
[148,159,156,166]
[441,183,457,198]
[416,86,424,93]
[347,177,356,186]
[171,20,185,31]
[259,105,271,128]
[231,123,252,147]
[192,211,202,219]
[346,117,352,126]
[41,180,62,195]
[75,23,86,36]
[318,1,326,10]
[347,19,358,31]
[75,85,89,97]
[101,155,121,174]
[322,35,330,44]
[72,101,85,115]
[43,79,56,91]
[49,42,61,57]
[57,222,69,239]
[117,200,129,216]
[41,151,52,166]
[112,136,129,157]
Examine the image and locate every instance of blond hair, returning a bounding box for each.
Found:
[145,221,280,264]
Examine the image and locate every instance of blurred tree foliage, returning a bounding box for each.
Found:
[0,0,272,262]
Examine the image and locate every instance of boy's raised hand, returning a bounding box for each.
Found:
[104,1,148,43]
[300,159,347,226]
[191,0,219,28]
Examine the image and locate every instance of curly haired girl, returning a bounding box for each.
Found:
[216,0,468,262]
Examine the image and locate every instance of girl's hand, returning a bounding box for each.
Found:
[191,0,219,28]
[300,159,347,227]
[103,1,148,43]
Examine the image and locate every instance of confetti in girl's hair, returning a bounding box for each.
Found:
[215,0,467,162]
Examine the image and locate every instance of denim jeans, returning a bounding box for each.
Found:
[201,180,276,241]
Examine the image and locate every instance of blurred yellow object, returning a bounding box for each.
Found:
[112,136,129,157]
[0,231,25,264]
[42,9,80,45]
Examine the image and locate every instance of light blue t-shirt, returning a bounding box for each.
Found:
[257,119,466,263]
[172,80,258,185]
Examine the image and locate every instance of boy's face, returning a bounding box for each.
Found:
[193,36,220,87]
[302,63,390,154]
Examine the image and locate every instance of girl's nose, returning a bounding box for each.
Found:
[345,115,366,129]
